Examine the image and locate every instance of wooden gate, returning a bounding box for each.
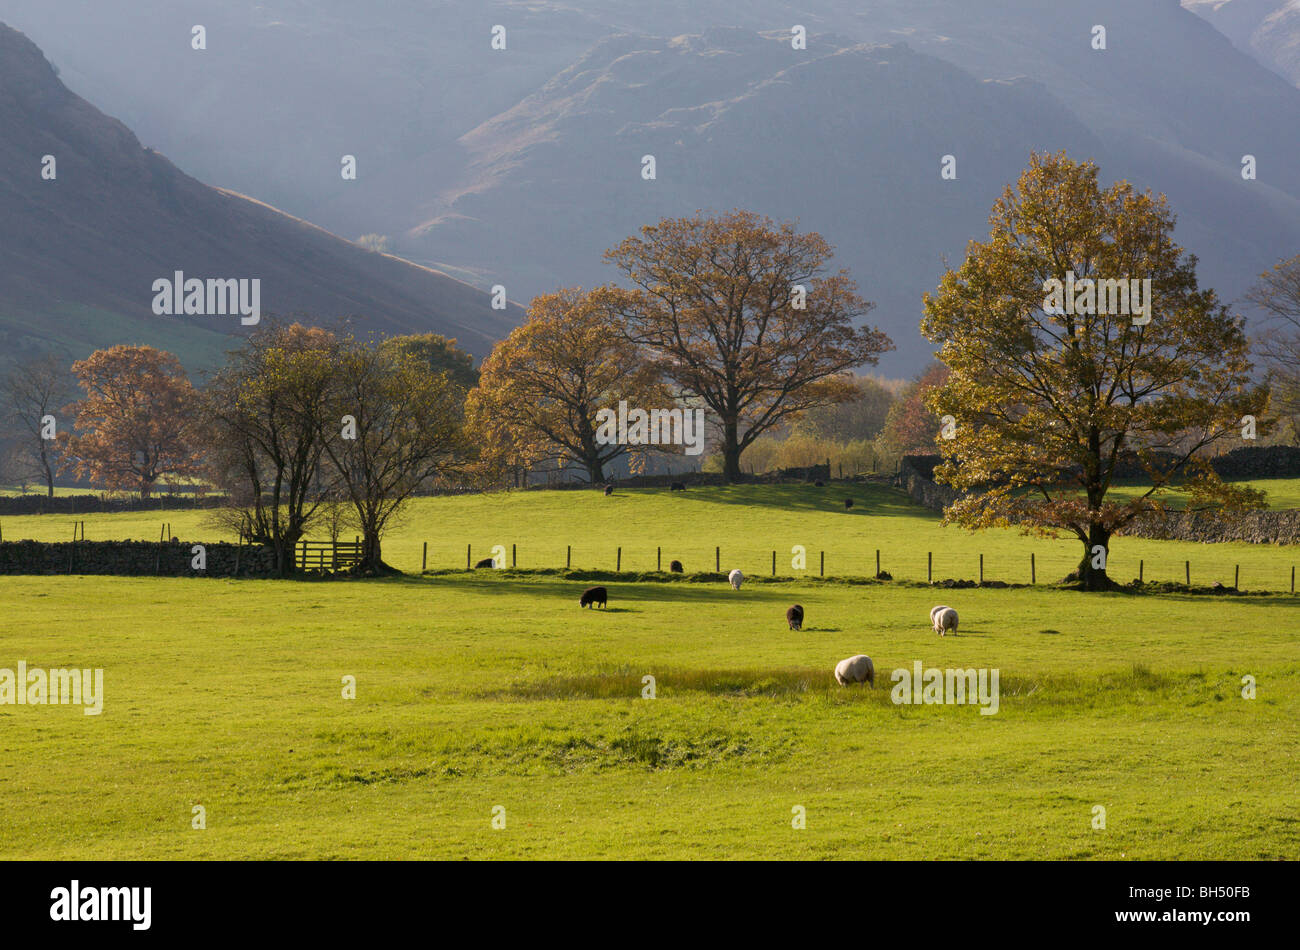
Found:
[296,540,363,572]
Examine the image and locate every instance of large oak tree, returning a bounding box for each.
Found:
[201,323,339,576]
[603,210,893,481]
[65,345,201,497]
[467,288,666,483]
[321,337,465,572]
[920,152,1266,590]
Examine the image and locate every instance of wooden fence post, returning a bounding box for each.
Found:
[567,545,571,569]
[617,547,622,572]
[927,552,932,584]
[979,553,984,584]
[1234,565,1239,589]
[512,543,516,568]
[1031,553,1035,584]
[422,542,427,572]
[820,551,824,577]
[1185,560,1190,586]
[1139,559,1144,583]
[715,547,720,572]
[467,544,471,569]
[772,550,776,576]
[658,547,662,571]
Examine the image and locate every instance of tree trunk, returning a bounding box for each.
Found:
[360,531,387,573]
[1076,522,1113,591]
[722,418,743,483]
[586,457,605,484]
[274,538,295,578]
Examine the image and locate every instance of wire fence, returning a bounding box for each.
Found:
[416,541,1299,593]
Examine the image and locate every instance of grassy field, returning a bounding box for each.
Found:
[1,484,1296,860]
[0,572,1295,859]
[3,482,1297,591]
[1102,476,1300,511]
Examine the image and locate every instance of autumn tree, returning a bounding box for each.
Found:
[603,210,893,482]
[880,363,951,455]
[1246,253,1300,444]
[65,345,201,497]
[921,152,1266,590]
[381,333,479,393]
[1,354,73,496]
[322,337,465,572]
[201,323,339,576]
[467,288,666,483]
[793,374,897,443]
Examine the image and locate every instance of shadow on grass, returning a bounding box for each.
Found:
[370,567,1300,603]
[640,482,929,519]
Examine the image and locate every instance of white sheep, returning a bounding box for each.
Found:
[931,605,958,636]
[834,654,875,686]
[728,568,743,590]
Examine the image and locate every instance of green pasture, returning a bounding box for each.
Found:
[0,570,1295,859]
[2,482,1296,591]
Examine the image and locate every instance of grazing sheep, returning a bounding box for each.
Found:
[814,480,824,487]
[579,586,607,609]
[834,654,875,686]
[669,559,684,573]
[786,604,804,631]
[931,605,959,636]
[670,482,686,491]
[473,557,496,569]
[844,498,854,510]
[728,568,744,590]
[603,485,613,496]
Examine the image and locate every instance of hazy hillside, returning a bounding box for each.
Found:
[406,25,1300,366]
[407,33,1110,365]
[0,22,520,370]
[6,1,1300,370]
[1184,0,1300,86]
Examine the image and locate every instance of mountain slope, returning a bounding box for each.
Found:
[0,22,519,370]
[1184,0,1300,86]
[406,28,1300,369]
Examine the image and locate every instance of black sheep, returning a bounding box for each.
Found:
[579,586,607,609]
[669,560,684,573]
[603,485,613,496]
[786,604,804,631]
[844,498,854,510]
[670,482,686,491]
[474,557,496,569]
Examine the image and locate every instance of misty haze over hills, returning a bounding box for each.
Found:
[3,0,1300,371]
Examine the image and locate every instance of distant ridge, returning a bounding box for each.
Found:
[0,21,521,370]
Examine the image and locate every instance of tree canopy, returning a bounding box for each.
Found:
[920,152,1266,589]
